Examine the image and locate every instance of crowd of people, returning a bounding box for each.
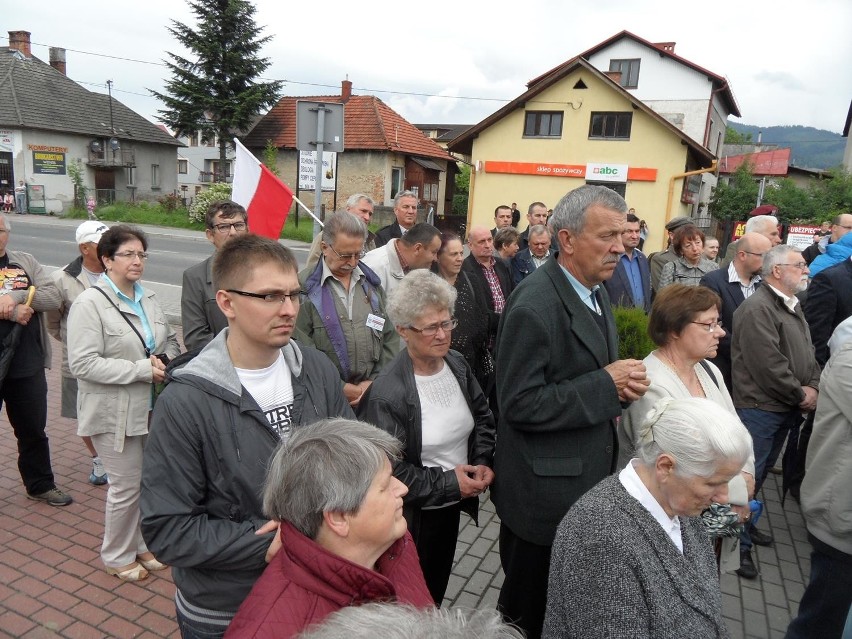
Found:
[0,189,850,638]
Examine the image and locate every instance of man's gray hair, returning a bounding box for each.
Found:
[387,269,457,328]
[528,224,550,238]
[761,244,801,278]
[394,190,418,208]
[745,215,779,234]
[321,211,367,245]
[636,397,752,478]
[549,185,627,235]
[299,603,525,639]
[346,193,374,208]
[262,419,401,540]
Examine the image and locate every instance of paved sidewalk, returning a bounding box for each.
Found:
[0,333,811,637]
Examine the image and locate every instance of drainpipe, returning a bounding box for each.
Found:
[664,160,718,250]
[465,162,479,237]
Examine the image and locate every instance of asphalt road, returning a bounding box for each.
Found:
[4,214,312,324]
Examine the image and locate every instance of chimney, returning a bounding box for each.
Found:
[604,71,622,84]
[49,47,66,75]
[654,42,676,53]
[341,78,352,103]
[8,31,32,57]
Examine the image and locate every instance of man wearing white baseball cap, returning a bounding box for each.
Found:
[47,220,110,485]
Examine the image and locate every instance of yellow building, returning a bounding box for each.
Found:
[449,58,715,253]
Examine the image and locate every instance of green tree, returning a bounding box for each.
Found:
[263,139,280,177]
[724,126,753,145]
[709,162,759,221]
[67,159,87,208]
[764,178,817,223]
[809,168,852,218]
[153,0,282,182]
[452,164,470,215]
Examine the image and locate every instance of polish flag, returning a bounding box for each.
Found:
[232,138,294,239]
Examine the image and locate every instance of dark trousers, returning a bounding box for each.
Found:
[497,522,552,639]
[415,503,461,605]
[737,408,801,553]
[786,534,852,639]
[1,370,55,495]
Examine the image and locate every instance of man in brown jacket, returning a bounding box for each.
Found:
[732,244,821,578]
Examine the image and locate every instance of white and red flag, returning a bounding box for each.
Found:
[232,138,294,239]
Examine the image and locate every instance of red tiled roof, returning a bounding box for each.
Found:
[243,94,453,161]
[718,148,791,176]
[527,30,740,118]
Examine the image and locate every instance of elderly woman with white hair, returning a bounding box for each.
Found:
[224,419,432,639]
[359,269,496,606]
[543,397,753,639]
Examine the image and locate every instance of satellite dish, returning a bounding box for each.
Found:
[109,137,121,151]
[90,140,102,152]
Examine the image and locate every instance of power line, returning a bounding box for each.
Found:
[11,37,843,123]
[7,36,514,104]
[76,79,155,98]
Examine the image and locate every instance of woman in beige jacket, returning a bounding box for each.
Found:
[68,225,180,581]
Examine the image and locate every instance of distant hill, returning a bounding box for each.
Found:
[727,123,844,170]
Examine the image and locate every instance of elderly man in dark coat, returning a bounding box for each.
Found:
[492,185,650,639]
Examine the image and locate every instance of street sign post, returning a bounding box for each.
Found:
[296,101,344,238]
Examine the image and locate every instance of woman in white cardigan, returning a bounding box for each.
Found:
[68,225,180,581]
[618,284,755,572]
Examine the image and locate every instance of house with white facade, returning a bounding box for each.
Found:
[174,129,235,203]
[529,31,740,217]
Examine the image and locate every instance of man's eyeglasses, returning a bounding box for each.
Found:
[742,251,765,258]
[777,262,808,270]
[211,222,248,234]
[226,289,302,304]
[691,320,723,333]
[407,318,458,336]
[114,251,148,260]
[325,243,366,261]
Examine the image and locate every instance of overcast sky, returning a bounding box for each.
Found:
[9,0,851,135]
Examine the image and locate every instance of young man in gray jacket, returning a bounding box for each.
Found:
[141,235,353,639]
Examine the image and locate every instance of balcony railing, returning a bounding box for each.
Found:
[87,148,136,168]
[198,171,233,183]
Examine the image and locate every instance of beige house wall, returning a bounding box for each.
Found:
[468,68,704,253]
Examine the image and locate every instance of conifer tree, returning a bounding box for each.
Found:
[152,0,282,182]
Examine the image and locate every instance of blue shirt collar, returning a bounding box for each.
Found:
[101,274,144,303]
[558,263,600,312]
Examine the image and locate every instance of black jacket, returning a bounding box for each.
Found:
[804,259,852,367]
[492,256,621,546]
[461,254,513,339]
[603,249,651,313]
[358,349,496,540]
[699,267,761,391]
[375,222,404,247]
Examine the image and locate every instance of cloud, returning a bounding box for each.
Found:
[753,71,806,91]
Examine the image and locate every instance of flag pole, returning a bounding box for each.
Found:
[293,195,324,228]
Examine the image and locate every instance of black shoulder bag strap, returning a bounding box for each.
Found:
[698,359,720,389]
[93,286,150,357]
